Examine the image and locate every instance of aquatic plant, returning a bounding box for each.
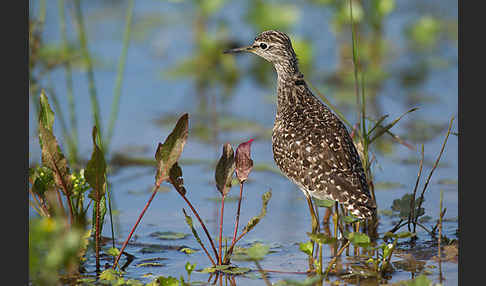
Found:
[112,114,271,272]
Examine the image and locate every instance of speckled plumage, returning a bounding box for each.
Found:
[227,30,376,219]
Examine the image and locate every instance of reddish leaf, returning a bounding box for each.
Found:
[235,139,254,183]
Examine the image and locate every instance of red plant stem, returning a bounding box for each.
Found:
[218,194,226,265]
[55,189,66,217]
[231,182,244,246]
[176,187,220,264]
[95,197,101,272]
[112,185,159,269]
[50,159,75,225]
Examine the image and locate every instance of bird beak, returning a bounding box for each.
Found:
[223,45,255,54]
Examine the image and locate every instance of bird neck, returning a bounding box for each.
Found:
[275,62,309,116]
[274,57,300,82]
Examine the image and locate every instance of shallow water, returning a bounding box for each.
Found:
[29,0,457,285]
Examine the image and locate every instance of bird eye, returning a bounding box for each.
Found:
[259,43,268,49]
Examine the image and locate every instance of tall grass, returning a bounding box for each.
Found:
[106,0,135,153]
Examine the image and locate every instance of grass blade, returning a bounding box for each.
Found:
[182,209,216,266]
[106,0,135,151]
[414,116,455,229]
[73,0,103,147]
[369,107,418,144]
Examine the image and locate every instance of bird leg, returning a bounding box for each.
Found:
[305,195,320,270]
[322,207,332,225]
[306,196,320,234]
[333,202,339,239]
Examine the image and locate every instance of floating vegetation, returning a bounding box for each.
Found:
[149,231,190,240]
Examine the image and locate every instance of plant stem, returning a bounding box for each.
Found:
[408,144,424,232]
[318,243,323,275]
[438,190,444,283]
[106,184,116,250]
[55,189,67,218]
[231,182,244,247]
[113,186,159,269]
[414,117,455,231]
[73,0,103,148]
[58,0,79,165]
[95,195,101,272]
[325,240,350,278]
[174,185,220,263]
[219,194,226,265]
[106,0,134,152]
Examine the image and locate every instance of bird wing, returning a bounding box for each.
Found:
[285,89,375,217]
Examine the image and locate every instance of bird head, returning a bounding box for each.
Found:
[224,30,298,68]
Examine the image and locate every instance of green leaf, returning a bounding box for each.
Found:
[106,247,120,257]
[242,191,272,234]
[314,198,335,208]
[30,166,55,197]
[200,265,250,275]
[139,245,169,254]
[38,91,73,196]
[125,279,144,286]
[307,233,337,245]
[136,262,165,267]
[404,274,433,286]
[38,90,55,131]
[382,242,395,259]
[273,275,322,286]
[391,193,425,219]
[377,0,395,16]
[185,262,196,276]
[274,275,321,286]
[149,231,189,240]
[383,231,415,240]
[182,209,205,250]
[247,242,270,261]
[155,113,189,184]
[179,247,197,254]
[153,276,180,286]
[221,266,251,275]
[247,2,299,31]
[346,232,371,247]
[86,126,106,201]
[215,143,235,196]
[99,268,121,281]
[341,215,359,224]
[299,241,313,256]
